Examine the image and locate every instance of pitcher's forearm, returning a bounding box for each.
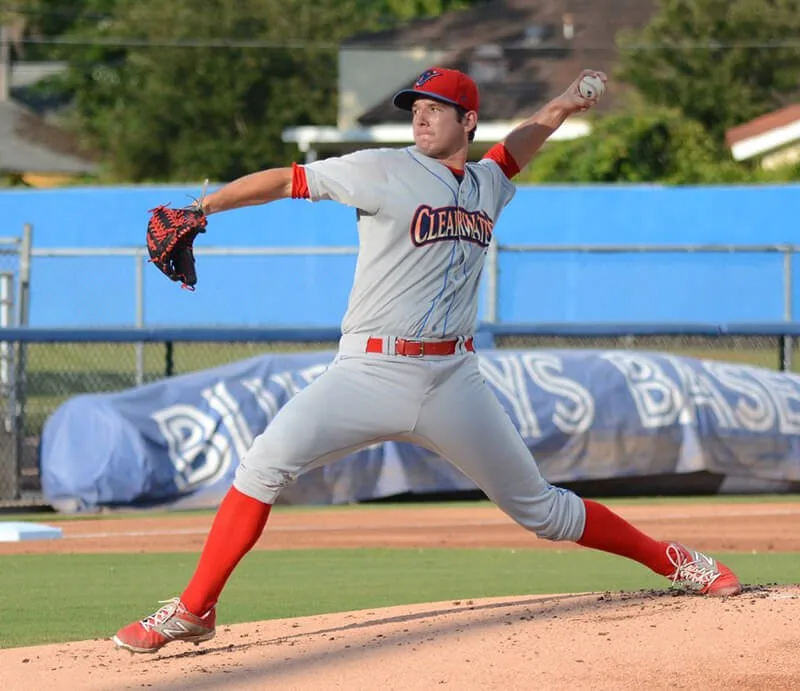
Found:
[503,102,571,172]
[202,168,294,215]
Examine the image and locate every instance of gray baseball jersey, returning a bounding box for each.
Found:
[234,145,585,543]
[303,147,515,339]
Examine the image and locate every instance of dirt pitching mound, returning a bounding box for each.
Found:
[2,585,798,690]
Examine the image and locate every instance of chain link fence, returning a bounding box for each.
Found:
[4,327,797,505]
[14,336,339,504]
[495,333,795,372]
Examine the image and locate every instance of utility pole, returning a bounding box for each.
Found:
[0,24,9,102]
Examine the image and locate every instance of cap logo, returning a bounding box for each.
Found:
[415,69,442,88]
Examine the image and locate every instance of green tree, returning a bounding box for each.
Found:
[360,0,477,22]
[57,0,342,181]
[616,0,800,143]
[518,108,765,184]
[1,0,114,60]
[37,0,480,181]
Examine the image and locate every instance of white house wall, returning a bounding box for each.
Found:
[730,119,800,162]
[338,48,447,129]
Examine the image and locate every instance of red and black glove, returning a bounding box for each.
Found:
[146,203,207,290]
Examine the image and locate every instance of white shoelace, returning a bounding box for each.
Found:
[666,544,721,591]
[140,597,182,631]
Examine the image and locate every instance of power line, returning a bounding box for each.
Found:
[0,5,104,18]
[17,35,800,51]
[620,40,800,51]
[20,35,340,50]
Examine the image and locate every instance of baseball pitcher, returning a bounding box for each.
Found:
[119,67,741,654]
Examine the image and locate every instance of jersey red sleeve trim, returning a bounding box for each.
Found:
[291,163,310,199]
[482,143,521,179]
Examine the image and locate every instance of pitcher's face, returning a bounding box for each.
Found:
[411,98,476,159]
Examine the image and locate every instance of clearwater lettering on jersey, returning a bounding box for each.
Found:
[409,205,494,248]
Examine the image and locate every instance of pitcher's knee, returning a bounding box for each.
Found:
[504,484,586,542]
[233,460,295,505]
[232,428,306,504]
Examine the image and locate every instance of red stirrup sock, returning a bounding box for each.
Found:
[576,499,673,576]
[181,486,271,615]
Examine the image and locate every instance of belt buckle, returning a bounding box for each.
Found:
[397,338,425,357]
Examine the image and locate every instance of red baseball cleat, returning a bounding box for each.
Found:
[112,597,216,654]
[665,542,741,597]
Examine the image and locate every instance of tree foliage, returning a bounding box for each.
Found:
[616,0,800,143]
[358,0,476,22]
[28,0,478,182]
[517,108,777,184]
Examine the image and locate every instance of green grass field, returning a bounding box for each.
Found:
[1,496,799,649]
[1,548,798,649]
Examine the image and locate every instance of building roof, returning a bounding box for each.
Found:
[0,99,98,175]
[349,0,657,125]
[725,104,800,162]
[10,61,68,90]
[344,0,552,51]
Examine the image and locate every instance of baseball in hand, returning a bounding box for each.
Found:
[578,74,605,100]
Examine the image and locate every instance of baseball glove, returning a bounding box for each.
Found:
[146,188,208,291]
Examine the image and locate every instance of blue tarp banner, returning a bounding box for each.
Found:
[40,349,800,512]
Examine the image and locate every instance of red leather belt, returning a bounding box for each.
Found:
[365,337,474,357]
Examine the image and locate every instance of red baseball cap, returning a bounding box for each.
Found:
[393,68,479,113]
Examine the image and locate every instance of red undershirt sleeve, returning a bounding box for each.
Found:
[291,163,310,199]
[482,143,521,179]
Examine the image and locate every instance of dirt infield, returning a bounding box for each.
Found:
[1,501,799,690]
[2,501,800,555]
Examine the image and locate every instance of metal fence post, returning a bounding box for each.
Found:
[0,271,15,499]
[0,271,14,432]
[0,271,16,501]
[135,251,145,386]
[10,223,33,500]
[0,224,32,501]
[18,224,31,327]
[165,341,174,378]
[781,247,794,371]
